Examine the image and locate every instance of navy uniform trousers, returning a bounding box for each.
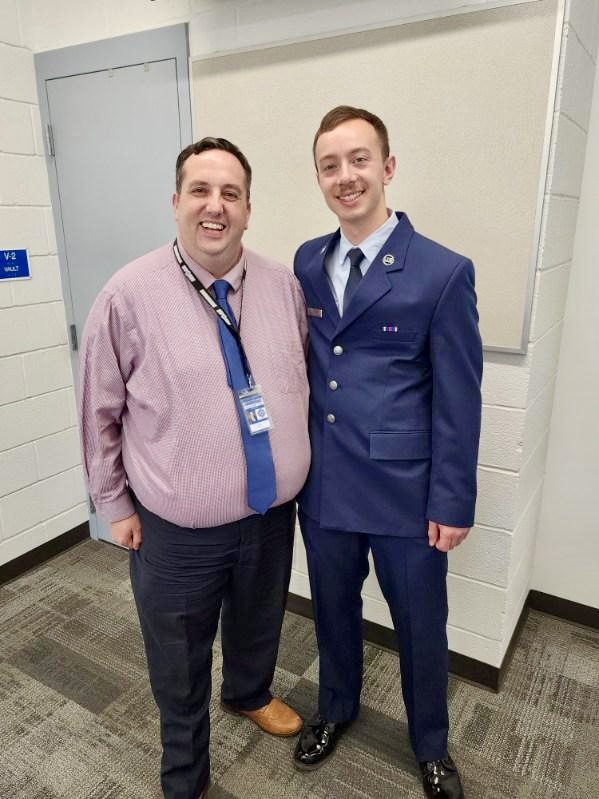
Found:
[129,497,295,799]
[300,510,449,762]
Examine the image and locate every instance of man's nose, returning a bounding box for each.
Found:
[205,191,224,213]
[337,161,354,183]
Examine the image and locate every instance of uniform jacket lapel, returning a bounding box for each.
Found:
[303,233,340,328]
[336,213,415,335]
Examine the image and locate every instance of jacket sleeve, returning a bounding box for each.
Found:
[293,242,306,278]
[78,286,136,523]
[425,258,483,528]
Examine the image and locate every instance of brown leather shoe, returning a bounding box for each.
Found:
[221,697,302,736]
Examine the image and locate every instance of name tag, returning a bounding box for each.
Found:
[238,385,273,435]
[307,307,323,318]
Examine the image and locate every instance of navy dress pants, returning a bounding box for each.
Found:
[300,511,449,762]
[129,499,295,799]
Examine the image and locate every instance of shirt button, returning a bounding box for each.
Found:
[326,414,336,424]
[333,345,344,355]
[328,380,338,390]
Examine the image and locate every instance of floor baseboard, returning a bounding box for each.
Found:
[0,523,90,586]
[287,591,504,691]
[528,589,599,630]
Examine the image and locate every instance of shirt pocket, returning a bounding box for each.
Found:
[269,342,307,394]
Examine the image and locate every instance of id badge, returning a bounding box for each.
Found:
[237,385,273,435]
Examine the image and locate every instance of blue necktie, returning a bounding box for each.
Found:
[213,279,276,515]
[343,247,364,313]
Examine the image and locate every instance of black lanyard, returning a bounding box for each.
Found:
[173,240,254,387]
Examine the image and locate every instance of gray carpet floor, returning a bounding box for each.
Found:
[0,539,598,798]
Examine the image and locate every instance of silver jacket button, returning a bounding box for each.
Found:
[326,414,336,424]
[333,345,343,355]
[328,380,338,390]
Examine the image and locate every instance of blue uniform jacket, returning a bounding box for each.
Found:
[294,212,483,537]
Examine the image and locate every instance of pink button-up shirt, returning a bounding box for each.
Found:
[78,242,310,528]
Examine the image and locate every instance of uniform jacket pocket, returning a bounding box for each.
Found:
[369,430,431,460]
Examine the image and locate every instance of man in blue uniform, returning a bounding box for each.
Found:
[292,106,483,799]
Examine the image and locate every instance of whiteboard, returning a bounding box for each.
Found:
[192,0,560,351]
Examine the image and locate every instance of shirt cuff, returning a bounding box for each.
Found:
[95,492,135,524]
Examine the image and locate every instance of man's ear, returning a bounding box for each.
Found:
[383,155,396,186]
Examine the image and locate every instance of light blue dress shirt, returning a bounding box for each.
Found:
[325,211,399,314]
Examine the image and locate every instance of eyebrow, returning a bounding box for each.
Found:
[317,147,372,164]
[187,180,243,193]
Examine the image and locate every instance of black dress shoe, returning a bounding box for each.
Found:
[293,716,348,770]
[419,755,465,798]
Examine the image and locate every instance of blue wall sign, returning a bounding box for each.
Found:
[1,250,31,280]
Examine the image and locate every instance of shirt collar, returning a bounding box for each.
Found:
[338,211,399,267]
[177,241,246,292]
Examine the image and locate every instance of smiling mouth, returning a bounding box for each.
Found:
[337,190,364,203]
[200,221,225,231]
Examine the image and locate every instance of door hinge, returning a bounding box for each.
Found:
[45,123,55,157]
[69,323,78,351]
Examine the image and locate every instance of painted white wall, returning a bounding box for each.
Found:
[1,0,597,666]
[533,49,599,610]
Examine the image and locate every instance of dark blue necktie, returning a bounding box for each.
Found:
[343,247,365,313]
[213,279,276,515]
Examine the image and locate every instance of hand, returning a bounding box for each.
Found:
[427,521,470,552]
[111,513,142,550]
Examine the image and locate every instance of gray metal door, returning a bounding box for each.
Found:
[36,25,192,542]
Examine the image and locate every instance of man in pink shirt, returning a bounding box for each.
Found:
[79,138,310,799]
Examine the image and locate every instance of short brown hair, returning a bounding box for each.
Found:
[175,137,252,199]
[313,106,390,164]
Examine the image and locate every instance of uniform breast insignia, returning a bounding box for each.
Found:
[381,324,400,333]
[308,307,323,318]
[382,253,395,266]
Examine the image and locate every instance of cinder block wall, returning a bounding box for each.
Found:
[448,0,598,665]
[0,0,87,565]
[1,0,597,669]
[491,0,599,662]
[533,1,599,609]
